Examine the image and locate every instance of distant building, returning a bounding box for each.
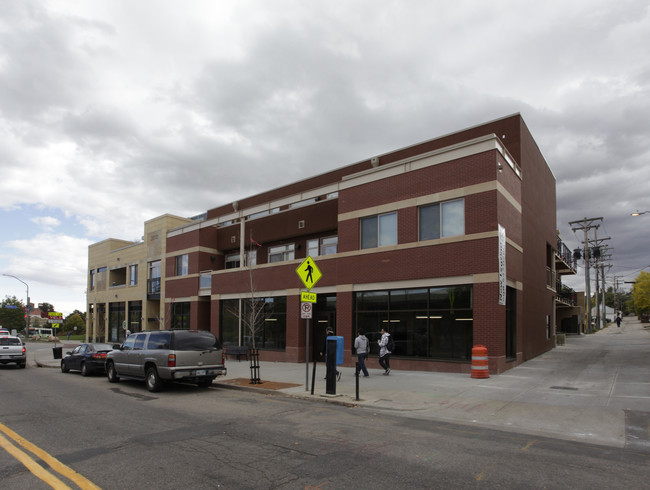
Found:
[87,114,575,374]
[86,214,193,342]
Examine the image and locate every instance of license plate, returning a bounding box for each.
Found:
[196,369,206,376]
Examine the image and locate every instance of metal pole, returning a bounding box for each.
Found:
[583,221,592,333]
[305,318,310,391]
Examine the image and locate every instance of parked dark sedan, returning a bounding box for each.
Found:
[61,343,116,376]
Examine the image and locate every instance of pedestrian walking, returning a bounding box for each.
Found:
[354,330,370,377]
[378,328,392,375]
[615,315,621,328]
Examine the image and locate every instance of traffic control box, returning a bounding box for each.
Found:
[327,336,344,365]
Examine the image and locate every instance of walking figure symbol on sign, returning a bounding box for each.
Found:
[304,260,314,284]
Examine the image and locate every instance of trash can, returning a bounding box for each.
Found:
[52,347,63,360]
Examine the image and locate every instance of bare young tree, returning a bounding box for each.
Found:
[225,235,273,349]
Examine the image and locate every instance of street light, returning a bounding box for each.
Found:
[2,274,30,334]
[631,210,649,216]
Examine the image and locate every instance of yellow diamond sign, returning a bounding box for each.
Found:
[296,256,322,291]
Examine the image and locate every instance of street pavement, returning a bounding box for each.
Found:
[32,316,650,451]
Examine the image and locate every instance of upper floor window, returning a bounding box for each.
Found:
[268,244,295,263]
[148,260,161,294]
[307,236,338,257]
[96,267,107,291]
[225,250,257,269]
[225,254,240,269]
[90,269,96,291]
[361,212,397,249]
[176,254,189,276]
[129,265,138,286]
[419,199,464,241]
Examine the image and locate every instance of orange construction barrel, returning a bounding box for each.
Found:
[470,345,489,379]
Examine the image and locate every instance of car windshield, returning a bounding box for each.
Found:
[172,331,221,351]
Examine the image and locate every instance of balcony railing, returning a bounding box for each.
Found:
[556,282,577,306]
[147,277,161,299]
[556,236,577,273]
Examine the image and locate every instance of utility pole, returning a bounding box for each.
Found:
[569,217,603,333]
[589,238,610,329]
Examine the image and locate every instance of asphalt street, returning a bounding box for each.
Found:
[32,316,650,451]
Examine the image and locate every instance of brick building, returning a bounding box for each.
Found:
[88,114,573,374]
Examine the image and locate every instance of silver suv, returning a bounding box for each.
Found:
[0,335,26,368]
[105,330,226,392]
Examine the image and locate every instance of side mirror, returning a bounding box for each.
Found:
[112,344,121,350]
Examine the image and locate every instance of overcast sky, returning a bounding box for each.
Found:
[1,0,649,315]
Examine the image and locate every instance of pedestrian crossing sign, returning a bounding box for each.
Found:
[296,256,322,291]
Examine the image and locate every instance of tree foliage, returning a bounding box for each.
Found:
[63,313,85,334]
[631,271,650,316]
[0,295,26,333]
[38,302,56,318]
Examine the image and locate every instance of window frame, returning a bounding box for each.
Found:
[361,212,397,249]
[307,236,338,257]
[268,244,295,263]
[175,254,189,276]
[419,198,465,241]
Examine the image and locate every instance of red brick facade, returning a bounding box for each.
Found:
[161,114,556,374]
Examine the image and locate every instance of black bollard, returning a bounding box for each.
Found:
[326,338,337,395]
[355,362,360,401]
[311,359,317,395]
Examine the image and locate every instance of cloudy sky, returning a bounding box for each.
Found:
[1,0,649,315]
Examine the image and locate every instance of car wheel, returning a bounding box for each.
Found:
[106,361,120,383]
[197,378,213,388]
[80,362,89,377]
[18,362,26,369]
[145,366,163,392]
[61,360,70,373]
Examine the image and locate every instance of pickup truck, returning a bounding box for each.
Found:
[0,335,27,368]
[106,330,227,392]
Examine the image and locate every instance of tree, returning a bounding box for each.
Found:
[0,296,26,333]
[63,313,85,335]
[631,271,650,317]
[224,237,272,349]
[67,310,86,323]
[38,302,56,317]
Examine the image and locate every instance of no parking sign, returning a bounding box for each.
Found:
[300,302,312,319]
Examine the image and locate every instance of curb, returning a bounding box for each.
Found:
[213,380,362,408]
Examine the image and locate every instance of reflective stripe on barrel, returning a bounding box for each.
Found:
[470,345,490,379]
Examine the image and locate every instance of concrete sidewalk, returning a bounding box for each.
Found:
[33,317,650,450]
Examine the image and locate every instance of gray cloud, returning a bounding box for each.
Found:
[1,0,649,312]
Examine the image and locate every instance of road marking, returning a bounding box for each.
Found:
[521,440,536,451]
[0,432,69,489]
[0,421,101,489]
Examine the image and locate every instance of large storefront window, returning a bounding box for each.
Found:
[171,302,191,329]
[220,297,286,350]
[355,285,473,360]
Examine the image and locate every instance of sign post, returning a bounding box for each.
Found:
[48,312,63,348]
[296,256,322,391]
